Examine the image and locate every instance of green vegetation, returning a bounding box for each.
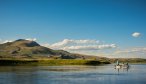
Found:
[0,59,110,66]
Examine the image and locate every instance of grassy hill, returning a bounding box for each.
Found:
[0,39,81,59]
[0,39,110,60]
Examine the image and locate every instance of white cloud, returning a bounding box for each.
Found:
[115,47,146,54]
[132,32,141,38]
[0,39,14,44]
[42,43,50,47]
[49,39,99,48]
[0,38,37,44]
[112,47,146,58]
[44,39,117,51]
[62,44,116,50]
[2,40,13,43]
[25,38,37,41]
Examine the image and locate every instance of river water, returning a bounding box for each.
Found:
[0,64,146,84]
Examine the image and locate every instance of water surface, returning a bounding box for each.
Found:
[0,64,146,84]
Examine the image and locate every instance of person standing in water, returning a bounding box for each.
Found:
[116,60,119,65]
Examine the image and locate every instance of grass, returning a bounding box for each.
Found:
[0,58,110,66]
[1,56,146,66]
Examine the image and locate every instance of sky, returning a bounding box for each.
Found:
[0,0,146,58]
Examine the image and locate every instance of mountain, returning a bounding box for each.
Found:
[0,39,96,59]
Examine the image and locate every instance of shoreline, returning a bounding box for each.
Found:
[0,59,110,66]
[1,57,146,66]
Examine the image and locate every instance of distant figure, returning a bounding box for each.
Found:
[126,63,129,66]
[116,60,119,65]
[115,60,121,69]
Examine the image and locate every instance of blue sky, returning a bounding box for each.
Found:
[0,0,146,58]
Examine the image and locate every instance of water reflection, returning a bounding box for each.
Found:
[41,66,99,72]
[0,66,39,84]
[115,67,130,75]
[0,64,146,84]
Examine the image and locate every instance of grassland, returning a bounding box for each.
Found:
[0,57,110,66]
[1,56,146,66]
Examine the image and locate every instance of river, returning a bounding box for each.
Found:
[0,64,146,84]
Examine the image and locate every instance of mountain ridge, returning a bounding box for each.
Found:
[0,39,98,59]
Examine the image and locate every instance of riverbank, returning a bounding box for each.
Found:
[1,56,146,66]
[0,59,110,66]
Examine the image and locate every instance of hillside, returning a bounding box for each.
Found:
[0,39,100,59]
[0,39,74,59]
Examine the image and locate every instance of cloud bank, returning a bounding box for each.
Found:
[115,47,146,54]
[112,47,146,58]
[62,44,116,50]
[44,39,117,51]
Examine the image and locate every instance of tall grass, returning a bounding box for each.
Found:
[0,59,110,66]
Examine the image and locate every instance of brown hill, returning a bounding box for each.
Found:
[0,39,97,59]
